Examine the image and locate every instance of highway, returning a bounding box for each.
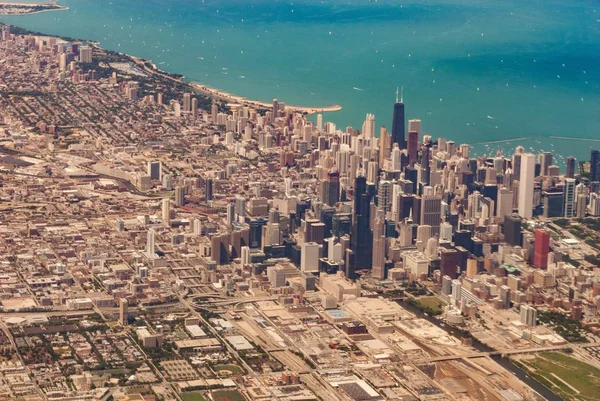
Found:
[414,345,572,364]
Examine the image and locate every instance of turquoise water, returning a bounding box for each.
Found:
[1,0,599,164]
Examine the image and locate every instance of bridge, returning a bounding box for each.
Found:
[415,345,571,364]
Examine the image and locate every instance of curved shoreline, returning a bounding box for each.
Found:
[0,1,68,16]
[126,53,342,115]
[190,82,342,114]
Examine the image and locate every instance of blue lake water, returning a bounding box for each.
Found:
[2,0,599,165]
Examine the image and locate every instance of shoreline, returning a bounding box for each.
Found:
[124,52,342,115]
[0,1,68,16]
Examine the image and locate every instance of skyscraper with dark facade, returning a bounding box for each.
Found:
[566,156,576,179]
[504,215,522,247]
[391,90,406,150]
[439,247,459,279]
[591,150,600,182]
[407,131,419,165]
[351,175,373,271]
[321,170,340,207]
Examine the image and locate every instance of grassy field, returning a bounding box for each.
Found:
[416,296,445,314]
[518,352,600,401]
[181,392,207,401]
[212,390,246,401]
[213,364,244,375]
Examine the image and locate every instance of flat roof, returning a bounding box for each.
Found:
[225,335,254,351]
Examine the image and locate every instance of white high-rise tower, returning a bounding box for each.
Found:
[362,113,375,139]
[147,229,156,258]
[518,153,535,219]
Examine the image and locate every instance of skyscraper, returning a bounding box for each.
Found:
[566,156,576,179]
[362,113,375,139]
[377,180,392,213]
[439,247,458,279]
[175,186,186,207]
[371,209,386,279]
[591,150,600,182]
[79,45,92,63]
[533,229,550,269]
[518,153,535,219]
[564,178,576,218]
[147,161,161,181]
[272,98,279,122]
[504,215,522,247]
[162,198,170,223]
[119,298,128,326]
[408,119,421,137]
[420,186,442,236]
[183,93,191,113]
[147,229,155,258]
[539,151,553,176]
[301,242,320,273]
[512,146,524,181]
[325,170,340,207]
[391,88,406,149]
[351,175,373,270]
[407,131,419,166]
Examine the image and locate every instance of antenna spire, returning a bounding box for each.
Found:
[396,87,399,103]
[401,86,404,103]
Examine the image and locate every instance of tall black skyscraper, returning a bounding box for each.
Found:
[391,88,406,150]
[351,175,373,271]
[503,215,522,247]
[566,156,576,179]
[591,150,600,182]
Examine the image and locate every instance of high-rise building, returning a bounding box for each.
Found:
[147,229,155,258]
[591,150,600,182]
[351,175,373,270]
[564,178,577,218]
[497,188,513,220]
[119,298,128,326]
[542,188,564,218]
[379,126,390,169]
[439,247,458,279]
[371,209,386,279]
[377,180,392,213]
[272,99,279,122]
[539,152,553,176]
[79,45,92,63]
[211,102,218,122]
[227,202,235,225]
[420,186,442,236]
[183,93,192,113]
[407,131,419,165]
[520,305,537,326]
[162,198,170,223]
[300,242,320,273]
[518,153,535,219]
[590,193,600,216]
[323,170,340,207]
[362,113,375,139]
[512,146,524,181]
[566,156,576,178]
[147,161,161,181]
[391,88,406,149]
[175,186,186,207]
[533,229,550,269]
[408,119,421,137]
[191,97,198,116]
[205,178,214,201]
[504,215,522,247]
